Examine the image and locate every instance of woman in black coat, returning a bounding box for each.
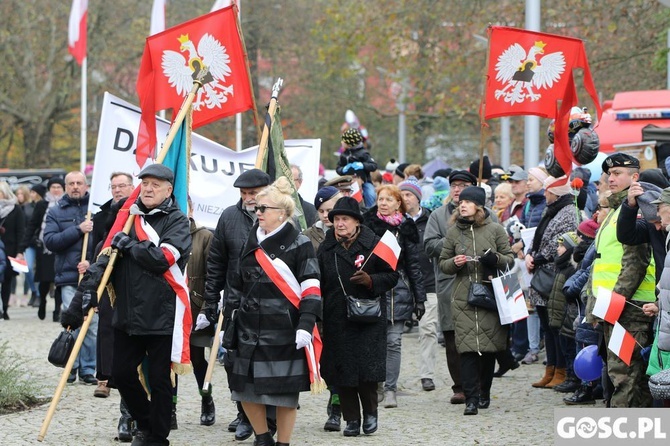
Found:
[362,184,426,408]
[0,182,25,320]
[319,197,399,437]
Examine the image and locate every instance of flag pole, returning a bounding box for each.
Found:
[233,3,261,142]
[254,78,283,168]
[477,25,493,186]
[80,57,87,172]
[37,72,207,443]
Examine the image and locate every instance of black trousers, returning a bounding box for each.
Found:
[96,293,114,381]
[460,351,496,404]
[339,381,378,421]
[112,329,173,442]
[443,331,463,393]
[191,345,207,391]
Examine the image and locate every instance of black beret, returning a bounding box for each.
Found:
[448,170,477,186]
[602,153,640,174]
[233,169,271,188]
[139,164,174,184]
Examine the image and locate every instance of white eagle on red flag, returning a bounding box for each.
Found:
[161,33,234,111]
[494,40,566,105]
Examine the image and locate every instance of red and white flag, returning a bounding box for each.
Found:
[482,26,601,176]
[608,322,636,366]
[350,180,363,203]
[593,286,626,324]
[150,0,166,36]
[371,230,401,271]
[67,0,87,65]
[136,6,253,167]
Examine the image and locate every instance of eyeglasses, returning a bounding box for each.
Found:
[450,183,469,190]
[596,205,609,211]
[254,205,282,213]
[109,183,131,191]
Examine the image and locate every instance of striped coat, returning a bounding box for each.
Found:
[226,222,321,394]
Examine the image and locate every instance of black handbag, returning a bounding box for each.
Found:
[530,265,556,299]
[467,282,497,310]
[221,309,238,350]
[336,254,382,323]
[48,329,75,368]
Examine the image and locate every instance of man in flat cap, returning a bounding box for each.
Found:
[586,152,655,407]
[325,175,354,194]
[107,163,192,445]
[201,168,274,440]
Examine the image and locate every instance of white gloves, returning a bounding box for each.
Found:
[295,329,312,350]
[195,314,210,331]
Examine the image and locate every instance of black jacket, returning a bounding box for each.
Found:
[363,207,426,322]
[204,200,256,311]
[111,197,191,335]
[616,200,666,282]
[413,207,436,294]
[0,204,25,258]
[336,146,377,183]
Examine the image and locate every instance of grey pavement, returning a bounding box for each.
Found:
[0,302,582,445]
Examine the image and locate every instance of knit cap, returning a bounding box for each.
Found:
[385,158,400,172]
[543,176,572,197]
[458,186,486,207]
[399,176,422,201]
[559,231,580,249]
[433,176,449,191]
[528,166,549,184]
[577,219,599,240]
[341,128,363,147]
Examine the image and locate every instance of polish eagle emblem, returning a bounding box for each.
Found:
[494,40,566,105]
[162,33,234,111]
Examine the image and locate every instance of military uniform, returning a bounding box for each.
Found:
[586,188,654,407]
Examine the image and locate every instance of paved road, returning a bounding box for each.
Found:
[0,303,575,445]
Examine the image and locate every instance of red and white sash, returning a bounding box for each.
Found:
[134,216,192,374]
[254,248,326,393]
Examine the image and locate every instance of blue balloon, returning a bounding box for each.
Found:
[574,344,603,382]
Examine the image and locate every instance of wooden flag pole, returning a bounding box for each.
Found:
[201,309,224,394]
[254,78,283,169]
[477,24,494,187]
[38,72,207,442]
[233,3,262,142]
[78,212,92,282]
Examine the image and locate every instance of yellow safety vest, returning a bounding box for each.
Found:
[591,205,656,302]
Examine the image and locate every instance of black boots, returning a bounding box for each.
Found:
[118,398,134,443]
[324,404,341,431]
[564,384,596,405]
[200,395,215,426]
[343,420,361,437]
[362,411,378,435]
[254,431,275,446]
[463,402,478,415]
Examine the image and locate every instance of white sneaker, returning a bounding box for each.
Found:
[521,352,538,364]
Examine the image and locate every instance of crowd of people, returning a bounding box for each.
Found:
[2,125,670,445]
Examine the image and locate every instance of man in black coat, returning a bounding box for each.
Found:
[201,168,274,440]
[108,164,191,446]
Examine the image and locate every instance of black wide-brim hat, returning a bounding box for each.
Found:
[328,197,363,223]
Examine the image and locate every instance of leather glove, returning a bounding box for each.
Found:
[204,303,220,326]
[479,250,498,267]
[414,302,426,321]
[111,231,134,252]
[195,313,210,331]
[295,329,312,350]
[81,290,98,314]
[350,270,372,289]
